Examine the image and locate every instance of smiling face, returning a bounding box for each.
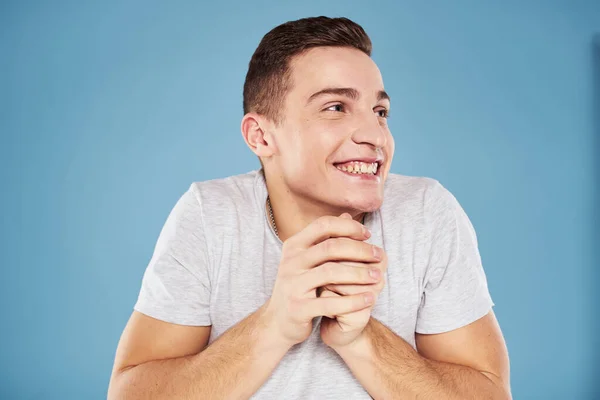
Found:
[267,46,395,213]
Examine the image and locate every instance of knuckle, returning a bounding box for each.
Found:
[317,216,331,232]
[321,262,336,281]
[357,294,369,307]
[321,299,334,316]
[322,238,336,254]
[335,237,348,252]
[281,243,297,259]
[366,243,375,257]
[352,268,364,282]
[360,267,371,281]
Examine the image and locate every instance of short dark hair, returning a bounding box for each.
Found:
[243,16,372,124]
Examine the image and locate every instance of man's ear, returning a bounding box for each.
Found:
[241,113,277,158]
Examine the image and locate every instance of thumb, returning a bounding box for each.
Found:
[340,213,353,220]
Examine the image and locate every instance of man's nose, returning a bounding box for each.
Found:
[350,112,388,149]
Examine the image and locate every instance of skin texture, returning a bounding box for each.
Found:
[108,45,511,399]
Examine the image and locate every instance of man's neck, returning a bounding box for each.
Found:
[265,175,366,243]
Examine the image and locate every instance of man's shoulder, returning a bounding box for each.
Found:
[187,170,260,205]
[383,172,440,206]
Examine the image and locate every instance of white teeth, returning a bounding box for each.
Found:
[335,162,379,175]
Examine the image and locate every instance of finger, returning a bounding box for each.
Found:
[322,283,380,296]
[299,262,381,293]
[337,260,377,268]
[318,289,339,318]
[340,257,388,276]
[286,215,370,250]
[321,260,386,295]
[320,289,340,298]
[302,292,374,320]
[296,237,382,270]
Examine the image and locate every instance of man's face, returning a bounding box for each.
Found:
[270,46,395,213]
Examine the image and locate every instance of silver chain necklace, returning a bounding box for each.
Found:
[267,196,278,238]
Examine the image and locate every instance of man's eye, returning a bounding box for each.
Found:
[376,108,390,118]
[325,104,344,112]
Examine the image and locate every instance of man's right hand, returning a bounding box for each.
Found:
[262,214,383,348]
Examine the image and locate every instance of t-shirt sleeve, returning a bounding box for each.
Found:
[415,180,494,334]
[133,184,212,326]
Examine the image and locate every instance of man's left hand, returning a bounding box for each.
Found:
[319,252,387,349]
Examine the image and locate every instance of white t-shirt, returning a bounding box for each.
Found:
[134,168,494,399]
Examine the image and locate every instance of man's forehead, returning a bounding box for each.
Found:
[289,47,386,100]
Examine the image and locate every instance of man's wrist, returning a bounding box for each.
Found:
[330,323,372,358]
[255,303,295,355]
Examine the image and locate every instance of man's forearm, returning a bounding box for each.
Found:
[333,317,509,400]
[108,304,290,400]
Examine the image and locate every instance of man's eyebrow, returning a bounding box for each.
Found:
[307,87,359,104]
[377,90,391,102]
[306,87,391,104]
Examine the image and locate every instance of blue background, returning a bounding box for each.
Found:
[1,1,599,398]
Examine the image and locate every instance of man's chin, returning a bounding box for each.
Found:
[330,196,383,214]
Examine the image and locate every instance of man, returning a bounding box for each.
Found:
[108,16,511,399]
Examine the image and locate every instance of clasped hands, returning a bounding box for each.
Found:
[264,213,388,350]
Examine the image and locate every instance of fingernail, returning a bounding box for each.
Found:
[369,268,380,279]
[364,293,374,304]
[372,245,382,259]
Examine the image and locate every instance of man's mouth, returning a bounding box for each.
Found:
[333,161,379,176]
